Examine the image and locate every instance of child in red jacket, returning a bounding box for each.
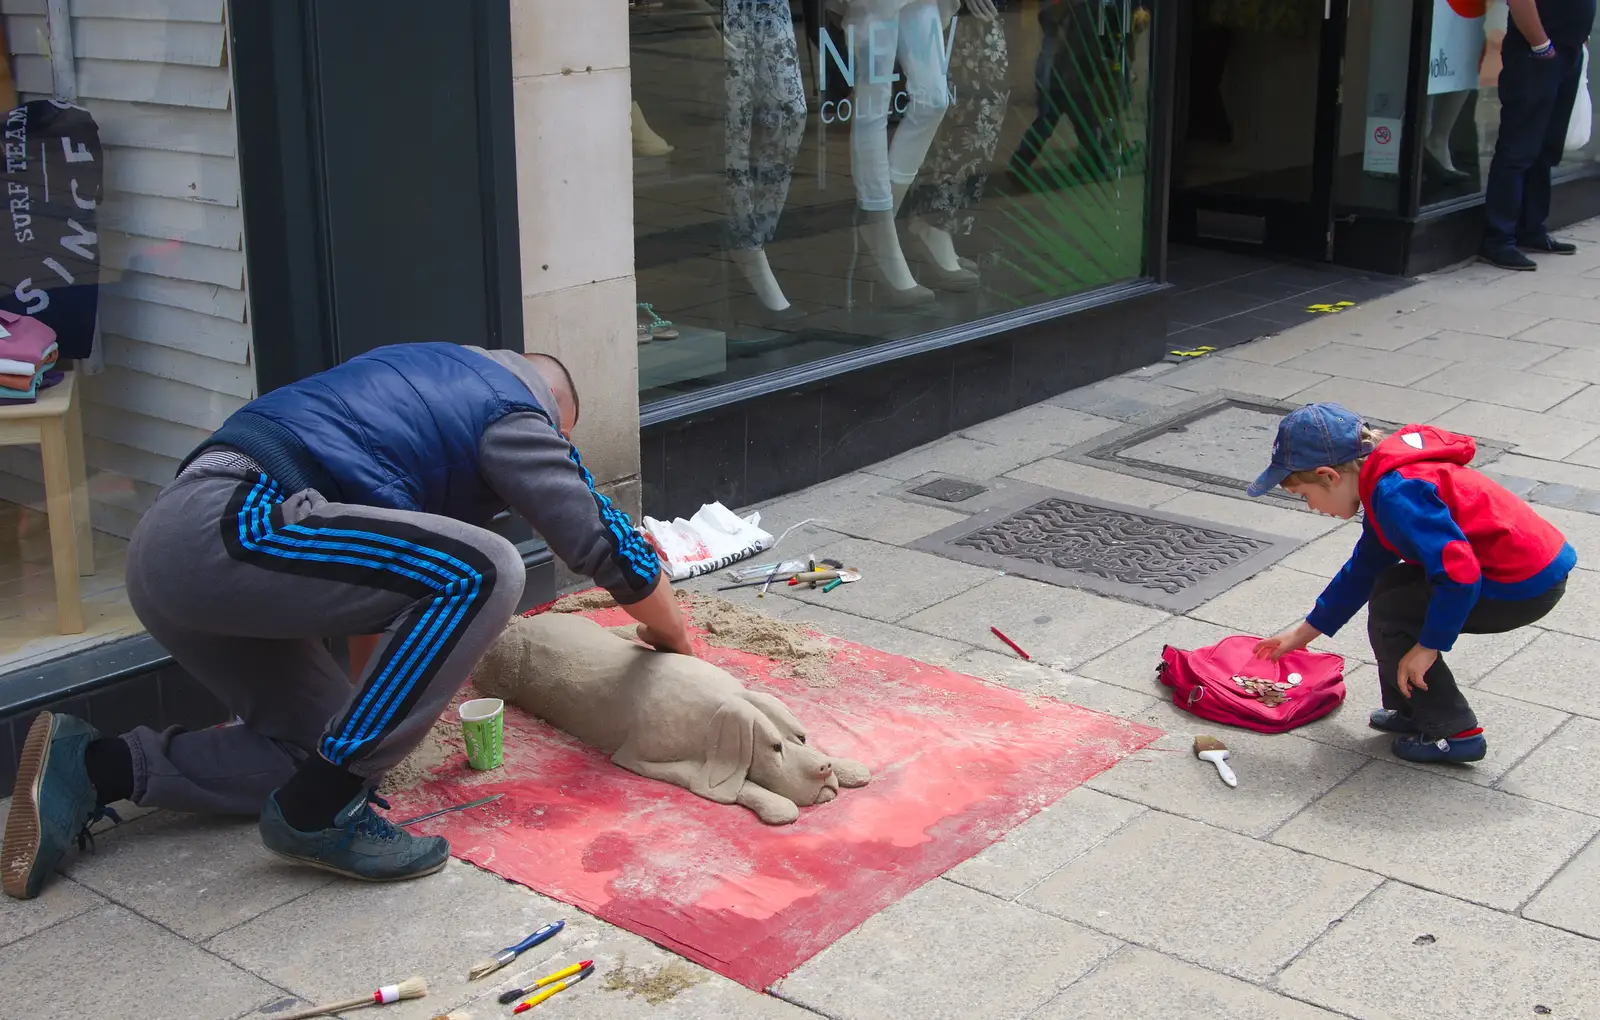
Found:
[1249,403,1575,763]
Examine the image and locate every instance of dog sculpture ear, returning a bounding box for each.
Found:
[701,701,758,802]
[740,690,806,743]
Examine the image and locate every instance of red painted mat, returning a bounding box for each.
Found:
[387,607,1160,990]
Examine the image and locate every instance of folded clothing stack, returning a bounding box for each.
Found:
[0,309,62,405]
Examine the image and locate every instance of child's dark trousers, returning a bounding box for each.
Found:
[1368,564,1566,739]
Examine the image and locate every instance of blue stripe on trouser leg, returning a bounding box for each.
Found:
[232,476,489,766]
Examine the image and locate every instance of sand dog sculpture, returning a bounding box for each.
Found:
[473,613,870,824]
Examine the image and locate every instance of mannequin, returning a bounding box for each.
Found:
[725,0,809,318]
[844,0,951,305]
[632,101,675,157]
[904,0,1008,290]
[1424,90,1473,182]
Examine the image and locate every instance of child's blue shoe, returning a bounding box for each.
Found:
[1392,732,1487,764]
[1368,709,1420,733]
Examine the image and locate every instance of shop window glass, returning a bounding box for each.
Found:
[1408,0,1600,210]
[629,0,1157,404]
[0,6,252,680]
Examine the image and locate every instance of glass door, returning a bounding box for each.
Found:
[1170,0,1351,260]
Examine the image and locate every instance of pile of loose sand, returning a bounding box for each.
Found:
[379,711,463,795]
[600,956,707,1005]
[552,588,838,687]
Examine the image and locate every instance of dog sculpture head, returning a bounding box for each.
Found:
[707,690,870,808]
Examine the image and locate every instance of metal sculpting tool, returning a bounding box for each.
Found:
[396,793,502,827]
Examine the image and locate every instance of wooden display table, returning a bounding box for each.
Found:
[0,368,93,633]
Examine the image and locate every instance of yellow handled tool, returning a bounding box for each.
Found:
[512,964,595,1013]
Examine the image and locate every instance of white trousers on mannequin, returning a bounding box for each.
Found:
[847,0,951,211]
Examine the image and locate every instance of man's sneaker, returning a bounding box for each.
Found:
[1368,708,1421,734]
[259,788,449,882]
[1479,246,1538,271]
[3,712,114,899]
[1392,732,1488,764]
[1518,235,1579,255]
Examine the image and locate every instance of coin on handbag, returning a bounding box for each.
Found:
[1287,672,1303,686]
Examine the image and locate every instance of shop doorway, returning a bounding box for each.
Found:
[1168,0,1352,260]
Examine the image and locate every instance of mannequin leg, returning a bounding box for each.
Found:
[1426,90,1472,178]
[725,0,807,312]
[632,100,674,157]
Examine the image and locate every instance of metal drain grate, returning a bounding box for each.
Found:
[908,477,989,503]
[914,491,1300,612]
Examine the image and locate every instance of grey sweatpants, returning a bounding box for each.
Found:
[121,453,525,815]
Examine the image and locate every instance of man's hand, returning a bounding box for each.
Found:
[1396,644,1437,698]
[622,575,696,658]
[1255,620,1320,661]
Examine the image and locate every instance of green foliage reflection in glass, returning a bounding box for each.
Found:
[994,9,1149,307]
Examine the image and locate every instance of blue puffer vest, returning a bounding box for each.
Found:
[181,343,547,526]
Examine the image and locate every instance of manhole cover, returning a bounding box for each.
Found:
[913,491,1300,612]
[909,477,989,503]
[1118,405,1282,486]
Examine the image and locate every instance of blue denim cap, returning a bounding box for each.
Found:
[1246,402,1367,497]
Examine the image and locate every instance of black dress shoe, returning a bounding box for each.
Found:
[1479,246,1538,271]
[1518,235,1578,255]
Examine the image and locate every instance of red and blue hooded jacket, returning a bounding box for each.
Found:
[1306,425,1576,651]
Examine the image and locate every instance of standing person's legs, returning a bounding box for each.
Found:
[1520,45,1585,244]
[1484,46,1564,251]
[1013,19,1065,169]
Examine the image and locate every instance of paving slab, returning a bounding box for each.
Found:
[1155,490,1341,540]
[1298,313,1440,350]
[1084,701,1367,838]
[786,536,998,623]
[2,903,282,1020]
[1278,521,1363,577]
[1433,400,1600,459]
[1074,614,1233,693]
[1412,361,1590,412]
[1497,715,1600,815]
[1006,457,1195,506]
[900,575,1168,669]
[1046,375,1201,421]
[1522,835,1600,938]
[0,868,104,950]
[1277,881,1600,1020]
[1505,291,1600,323]
[866,436,1044,482]
[1565,432,1600,466]
[1397,303,1549,338]
[750,471,969,546]
[775,878,1118,1020]
[959,403,1122,455]
[1533,567,1600,639]
[1530,345,1600,382]
[1280,342,1454,386]
[1483,451,1600,488]
[63,812,333,941]
[1022,811,1380,982]
[781,602,976,668]
[1479,630,1600,716]
[1547,384,1600,424]
[1513,316,1600,348]
[944,787,1146,901]
[948,650,1162,718]
[208,858,578,1020]
[1031,947,1345,1020]
[1401,330,1564,368]
[1299,668,1570,786]
[1287,376,1464,424]
[1095,399,1285,489]
[1272,760,1600,910]
[1216,329,1332,365]
[1163,357,1331,399]
[1529,503,1600,569]
[1187,565,1334,639]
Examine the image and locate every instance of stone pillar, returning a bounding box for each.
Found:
[509,0,640,524]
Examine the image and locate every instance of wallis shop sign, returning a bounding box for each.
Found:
[1429,0,1487,95]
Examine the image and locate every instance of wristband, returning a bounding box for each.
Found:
[1533,40,1554,55]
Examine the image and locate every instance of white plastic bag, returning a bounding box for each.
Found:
[1567,45,1592,152]
[642,503,774,581]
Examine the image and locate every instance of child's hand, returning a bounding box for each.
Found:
[1255,621,1318,661]
[1396,645,1438,697]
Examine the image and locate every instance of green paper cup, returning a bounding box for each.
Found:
[458,697,505,771]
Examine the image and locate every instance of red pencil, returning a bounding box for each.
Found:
[990,626,1030,660]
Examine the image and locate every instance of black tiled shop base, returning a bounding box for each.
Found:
[1165,246,1413,352]
[642,289,1169,521]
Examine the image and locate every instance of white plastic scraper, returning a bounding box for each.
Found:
[1192,735,1237,788]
